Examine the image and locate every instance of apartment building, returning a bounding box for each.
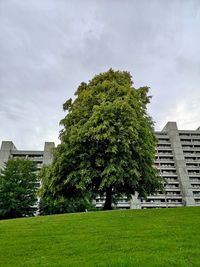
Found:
[143,121,200,209]
[0,141,55,170]
[1,121,200,209]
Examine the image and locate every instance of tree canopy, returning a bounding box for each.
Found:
[0,158,38,219]
[41,69,162,210]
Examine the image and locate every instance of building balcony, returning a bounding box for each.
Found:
[190,180,200,184]
[191,185,200,188]
[157,141,171,145]
[156,147,172,151]
[141,202,183,208]
[193,188,200,191]
[183,152,197,156]
[161,172,177,176]
[183,147,200,152]
[165,187,180,191]
[159,166,176,170]
[165,180,179,184]
[145,195,167,200]
[28,157,43,162]
[188,172,200,176]
[185,158,200,162]
[190,179,200,183]
[116,202,131,208]
[186,165,200,169]
[193,194,200,198]
[166,193,181,197]
[155,133,168,138]
[95,201,130,209]
[11,150,43,156]
[146,195,182,199]
[179,134,191,138]
[155,159,174,164]
[182,146,194,149]
[156,152,174,156]
[192,141,200,146]
[166,195,182,199]
[181,140,192,144]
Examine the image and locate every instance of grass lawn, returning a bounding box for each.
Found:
[0,207,200,266]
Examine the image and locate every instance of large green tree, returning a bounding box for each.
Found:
[42,69,162,210]
[0,158,38,219]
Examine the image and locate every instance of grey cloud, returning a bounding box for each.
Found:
[0,0,200,149]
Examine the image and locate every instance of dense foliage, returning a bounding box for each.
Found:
[0,158,38,219]
[39,194,95,215]
[39,166,95,215]
[40,69,162,209]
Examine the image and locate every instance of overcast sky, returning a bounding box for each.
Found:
[0,0,200,150]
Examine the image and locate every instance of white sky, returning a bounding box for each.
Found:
[0,0,200,149]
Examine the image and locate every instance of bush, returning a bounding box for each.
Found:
[39,194,95,215]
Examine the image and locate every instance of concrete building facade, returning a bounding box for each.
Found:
[150,121,200,208]
[1,121,200,209]
[0,141,55,170]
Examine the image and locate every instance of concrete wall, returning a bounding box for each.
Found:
[43,142,55,165]
[0,141,17,169]
[163,122,195,206]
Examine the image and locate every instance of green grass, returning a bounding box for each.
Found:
[1,207,200,267]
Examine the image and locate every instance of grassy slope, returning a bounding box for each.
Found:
[0,207,200,267]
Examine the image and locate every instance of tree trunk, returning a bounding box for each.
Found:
[103,187,112,210]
